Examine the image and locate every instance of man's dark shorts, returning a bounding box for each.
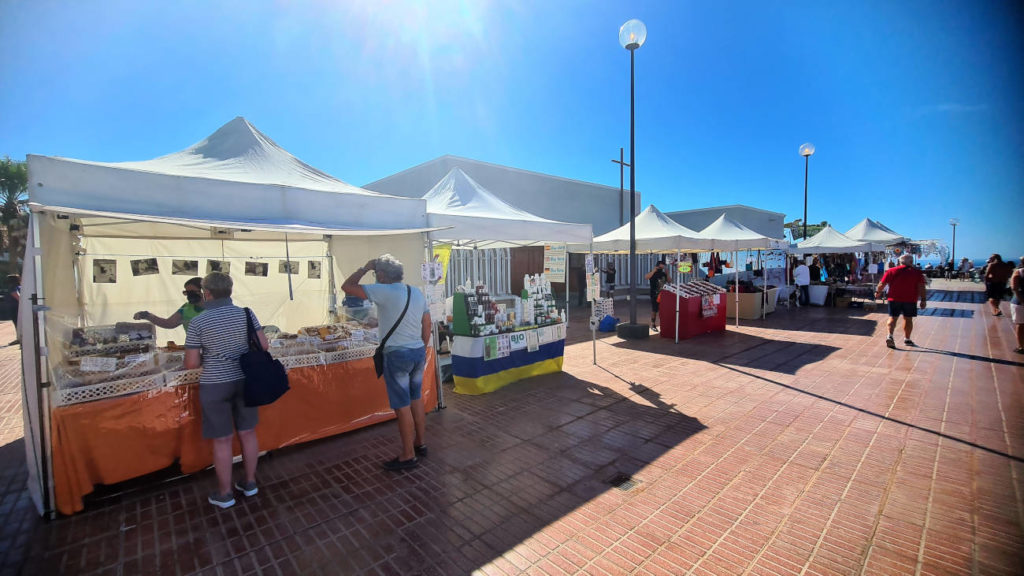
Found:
[985,282,1006,301]
[650,292,660,313]
[888,301,918,318]
[200,379,258,439]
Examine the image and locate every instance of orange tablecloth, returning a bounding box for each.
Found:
[51,351,437,515]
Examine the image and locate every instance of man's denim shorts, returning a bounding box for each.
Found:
[383,346,426,409]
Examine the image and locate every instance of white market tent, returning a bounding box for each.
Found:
[424,168,592,246]
[845,218,907,246]
[695,214,788,326]
[792,224,874,254]
[569,204,712,253]
[20,118,434,517]
[696,213,788,252]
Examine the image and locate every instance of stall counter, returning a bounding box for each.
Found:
[451,323,565,395]
[51,350,437,515]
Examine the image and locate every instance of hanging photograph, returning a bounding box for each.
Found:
[130,258,159,276]
[207,260,231,275]
[93,260,117,283]
[245,261,269,277]
[308,260,322,279]
[171,259,199,276]
[279,260,299,275]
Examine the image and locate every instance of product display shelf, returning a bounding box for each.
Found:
[65,339,154,359]
[53,372,168,407]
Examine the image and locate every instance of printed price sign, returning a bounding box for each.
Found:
[81,356,118,372]
[526,330,539,352]
[543,244,567,283]
[677,261,693,274]
[508,331,528,351]
[350,330,365,341]
[585,254,595,275]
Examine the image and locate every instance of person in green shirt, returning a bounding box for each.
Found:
[134,277,205,331]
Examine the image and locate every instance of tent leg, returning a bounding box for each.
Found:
[589,245,598,362]
[735,251,739,328]
[284,233,294,301]
[426,238,445,411]
[675,250,680,343]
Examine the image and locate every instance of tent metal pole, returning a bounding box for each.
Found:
[675,249,680,344]
[591,245,596,366]
[284,233,294,301]
[426,238,445,410]
[735,250,739,328]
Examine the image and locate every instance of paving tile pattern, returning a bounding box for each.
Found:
[0,279,1021,575]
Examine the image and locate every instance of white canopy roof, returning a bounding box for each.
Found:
[793,224,874,254]
[845,218,906,245]
[27,117,428,233]
[423,168,592,246]
[696,214,789,251]
[570,204,712,253]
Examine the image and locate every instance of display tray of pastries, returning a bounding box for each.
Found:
[297,321,367,341]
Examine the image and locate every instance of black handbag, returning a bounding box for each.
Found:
[373,286,411,378]
[239,307,290,407]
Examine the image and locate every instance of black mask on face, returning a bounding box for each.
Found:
[186,291,203,304]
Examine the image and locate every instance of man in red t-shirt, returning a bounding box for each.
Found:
[875,253,927,348]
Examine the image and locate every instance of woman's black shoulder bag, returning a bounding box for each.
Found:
[240,307,290,407]
[373,285,412,378]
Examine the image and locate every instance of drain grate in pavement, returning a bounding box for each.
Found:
[607,473,638,491]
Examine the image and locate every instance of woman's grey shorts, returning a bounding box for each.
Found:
[200,379,258,439]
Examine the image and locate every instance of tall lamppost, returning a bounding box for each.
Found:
[617,18,647,339]
[949,218,959,265]
[799,143,815,240]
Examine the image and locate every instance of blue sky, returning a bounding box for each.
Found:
[1,1,1021,262]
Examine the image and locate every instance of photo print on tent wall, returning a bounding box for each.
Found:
[245,261,268,277]
[93,260,117,283]
[172,260,199,276]
[308,260,321,279]
[279,260,299,275]
[130,258,159,276]
[207,260,230,275]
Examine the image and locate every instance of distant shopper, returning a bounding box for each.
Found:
[6,275,20,346]
[808,257,822,283]
[343,254,431,471]
[1011,257,1023,354]
[875,254,927,349]
[603,261,616,299]
[793,260,810,306]
[134,277,205,332]
[983,254,1014,316]
[645,260,668,331]
[184,272,268,509]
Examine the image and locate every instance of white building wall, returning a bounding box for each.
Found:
[364,155,639,236]
[665,205,786,239]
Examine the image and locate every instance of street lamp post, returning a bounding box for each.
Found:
[949,218,959,265]
[616,18,648,339]
[799,143,815,240]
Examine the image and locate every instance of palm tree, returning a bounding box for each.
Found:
[0,157,29,276]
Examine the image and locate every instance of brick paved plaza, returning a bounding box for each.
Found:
[0,279,1021,575]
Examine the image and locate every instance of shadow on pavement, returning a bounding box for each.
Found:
[608,330,842,376]
[20,371,706,576]
[906,346,1024,367]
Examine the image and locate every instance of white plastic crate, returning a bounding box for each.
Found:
[323,346,376,365]
[54,372,167,406]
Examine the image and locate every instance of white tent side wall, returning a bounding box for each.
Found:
[20,214,46,515]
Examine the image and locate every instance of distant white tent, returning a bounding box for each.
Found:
[423,168,592,246]
[570,204,712,253]
[845,218,906,246]
[696,213,788,251]
[793,224,875,254]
